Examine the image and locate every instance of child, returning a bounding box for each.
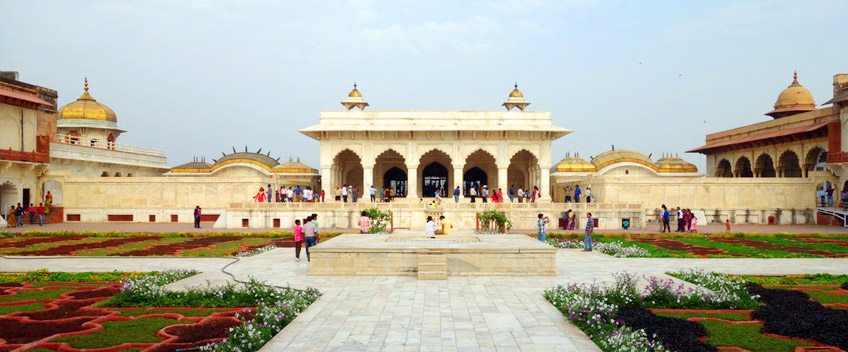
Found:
[293,219,304,261]
[690,215,698,233]
[725,219,731,232]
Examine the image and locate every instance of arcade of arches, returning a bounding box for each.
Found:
[327,148,548,200]
[713,148,828,178]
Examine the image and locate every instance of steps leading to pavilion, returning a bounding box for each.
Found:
[417,255,448,280]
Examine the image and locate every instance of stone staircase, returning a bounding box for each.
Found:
[417,255,448,280]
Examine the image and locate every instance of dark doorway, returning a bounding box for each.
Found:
[422,162,448,197]
[22,188,30,208]
[383,167,408,197]
[463,167,487,197]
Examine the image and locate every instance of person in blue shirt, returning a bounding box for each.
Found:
[453,186,460,203]
[508,185,515,203]
[574,185,582,203]
[583,213,594,251]
[661,204,671,233]
[294,186,303,202]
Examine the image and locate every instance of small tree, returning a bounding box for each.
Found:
[477,209,513,233]
[363,207,392,233]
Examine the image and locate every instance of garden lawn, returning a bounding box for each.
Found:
[115,308,233,317]
[51,317,194,348]
[0,288,76,303]
[653,310,751,321]
[72,236,191,256]
[0,237,118,255]
[0,236,286,257]
[179,237,274,256]
[0,302,45,315]
[699,320,815,352]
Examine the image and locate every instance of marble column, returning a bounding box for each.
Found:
[321,167,332,194]
[453,164,463,200]
[362,166,374,194]
[497,166,508,195]
[406,163,419,198]
[539,167,551,202]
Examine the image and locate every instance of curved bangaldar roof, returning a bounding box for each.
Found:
[591,149,656,170]
[554,156,596,173]
[654,157,698,173]
[216,152,280,169]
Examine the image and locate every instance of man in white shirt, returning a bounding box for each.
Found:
[341,185,348,203]
[517,187,525,203]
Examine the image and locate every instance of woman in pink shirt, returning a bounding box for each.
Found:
[293,219,304,261]
[358,211,371,234]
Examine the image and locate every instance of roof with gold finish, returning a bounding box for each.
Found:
[766,72,816,118]
[273,161,318,174]
[509,83,523,98]
[654,157,698,173]
[169,151,318,174]
[58,78,118,122]
[591,149,656,171]
[348,83,362,97]
[554,156,596,173]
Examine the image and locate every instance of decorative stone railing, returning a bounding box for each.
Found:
[228,201,644,211]
[55,133,165,157]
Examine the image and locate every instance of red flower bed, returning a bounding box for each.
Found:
[710,239,848,258]
[629,238,745,256]
[163,317,242,343]
[0,236,86,249]
[227,238,294,255]
[116,237,241,256]
[0,316,94,344]
[795,238,848,246]
[17,299,109,320]
[12,237,154,256]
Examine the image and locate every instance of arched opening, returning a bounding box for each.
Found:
[508,150,539,193]
[716,159,732,178]
[101,171,109,177]
[422,162,448,197]
[332,149,363,194]
[735,157,753,178]
[464,149,497,196]
[418,149,453,197]
[383,167,407,197]
[463,167,487,197]
[755,154,775,178]
[0,181,18,221]
[374,149,406,198]
[778,151,802,178]
[804,147,828,176]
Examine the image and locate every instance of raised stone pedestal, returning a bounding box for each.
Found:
[309,234,556,276]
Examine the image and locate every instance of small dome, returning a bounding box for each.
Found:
[348,83,362,97]
[766,72,816,118]
[509,83,523,98]
[655,157,698,173]
[216,152,279,169]
[274,161,318,174]
[591,149,655,170]
[554,156,596,173]
[58,78,117,122]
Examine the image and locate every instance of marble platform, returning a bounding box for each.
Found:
[309,234,557,276]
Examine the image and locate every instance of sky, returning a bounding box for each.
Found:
[1,0,846,171]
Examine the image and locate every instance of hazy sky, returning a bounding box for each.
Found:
[2,0,845,170]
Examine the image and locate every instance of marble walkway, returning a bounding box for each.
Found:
[2,247,847,351]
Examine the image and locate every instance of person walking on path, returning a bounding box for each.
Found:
[293,219,304,261]
[36,203,44,226]
[358,211,371,234]
[15,203,24,227]
[27,203,35,224]
[370,185,377,202]
[676,207,683,232]
[683,209,692,232]
[302,216,319,262]
[689,214,698,233]
[453,186,460,203]
[6,206,16,228]
[583,213,594,252]
[574,185,582,203]
[661,205,671,233]
[497,188,504,204]
[193,206,202,228]
[536,213,549,242]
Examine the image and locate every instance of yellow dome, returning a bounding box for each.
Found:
[509,83,523,98]
[591,149,656,170]
[58,79,117,122]
[766,72,816,118]
[348,83,362,97]
[554,157,596,173]
[654,157,698,173]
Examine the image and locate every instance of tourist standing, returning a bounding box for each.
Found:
[280,186,287,202]
[194,206,202,228]
[352,186,359,203]
[583,213,594,252]
[564,186,572,203]
[370,185,377,202]
[294,186,303,202]
[826,188,835,207]
[509,185,515,203]
[690,214,698,233]
[470,186,477,203]
[818,188,827,207]
[424,216,436,235]
[585,187,593,203]
[44,191,52,215]
[497,188,504,204]
[517,187,524,203]
[341,185,348,202]
[6,206,16,228]
[285,187,293,202]
[359,211,371,234]
[15,203,24,227]
[303,216,318,262]
[311,213,320,238]
[682,209,691,232]
[574,185,582,203]
[266,184,272,203]
[303,187,313,203]
[531,186,539,203]
[453,186,460,203]
[481,186,489,203]
[435,189,442,205]
[334,187,341,202]
[676,207,683,232]
[568,210,576,230]
[36,203,44,226]
[562,210,571,230]
[536,213,549,242]
[661,205,671,233]
[254,187,266,202]
[293,219,304,261]
[27,203,35,224]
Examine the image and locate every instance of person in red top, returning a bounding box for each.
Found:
[27,203,36,224]
[36,203,45,226]
[293,219,304,261]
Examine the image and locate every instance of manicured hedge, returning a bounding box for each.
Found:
[615,306,716,352]
[841,281,848,290]
[747,282,848,349]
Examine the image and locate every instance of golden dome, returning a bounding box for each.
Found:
[348,83,362,97]
[509,83,523,98]
[273,161,318,174]
[591,149,656,171]
[766,72,816,118]
[58,78,117,122]
[554,156,596,173]
[655,157,698,173]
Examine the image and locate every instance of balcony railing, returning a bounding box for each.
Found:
[56,133,165,157]
[827,152,848,163]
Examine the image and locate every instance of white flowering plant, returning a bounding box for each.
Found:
[547,238,651,258]
[236,245,277,257]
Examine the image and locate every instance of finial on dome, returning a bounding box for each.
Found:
[84,77,89,92]
[354,82,357,89]
[792,71,798,84]
[514,82,518,89]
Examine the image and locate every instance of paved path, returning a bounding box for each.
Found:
[2,245,847,351]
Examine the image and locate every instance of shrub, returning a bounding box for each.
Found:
[547,238,650,258]
[842,281,848,290]
[363,207,392,233]
[477,209,513,233]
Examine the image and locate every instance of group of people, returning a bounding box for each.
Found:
[561,209,578,230]
[817,187,848,208]
[253,185,324,203]
[659,204,698,233]
[291,213,321,261]
[424,215,453,235]
[463,185,543,204]
[562,185,593,203]
[536,212,595,251]
[5,202,48,228]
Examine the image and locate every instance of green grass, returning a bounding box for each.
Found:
[676,237,801,258]
[1,269,149,283]
[30,283,108,288]
[804,291,848,305]
[72,237,188,256]
[699,320,815,351]
[0,237,116,255]
[51,317,193,348]
[0,288,76,303]
[115,308,232,317]
[654,311,751,321]
[739,273,848,285]
[764,237,848,254]
[0,302,45,315]
[178,237,271,256]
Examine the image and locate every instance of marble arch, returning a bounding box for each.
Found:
[716,159,732,177]
[373,149,407,197]
[778,150,802,178]
[755,153,776,178]
[508,149,540,191]
[332,149,363,193]
[735,156,753,177]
